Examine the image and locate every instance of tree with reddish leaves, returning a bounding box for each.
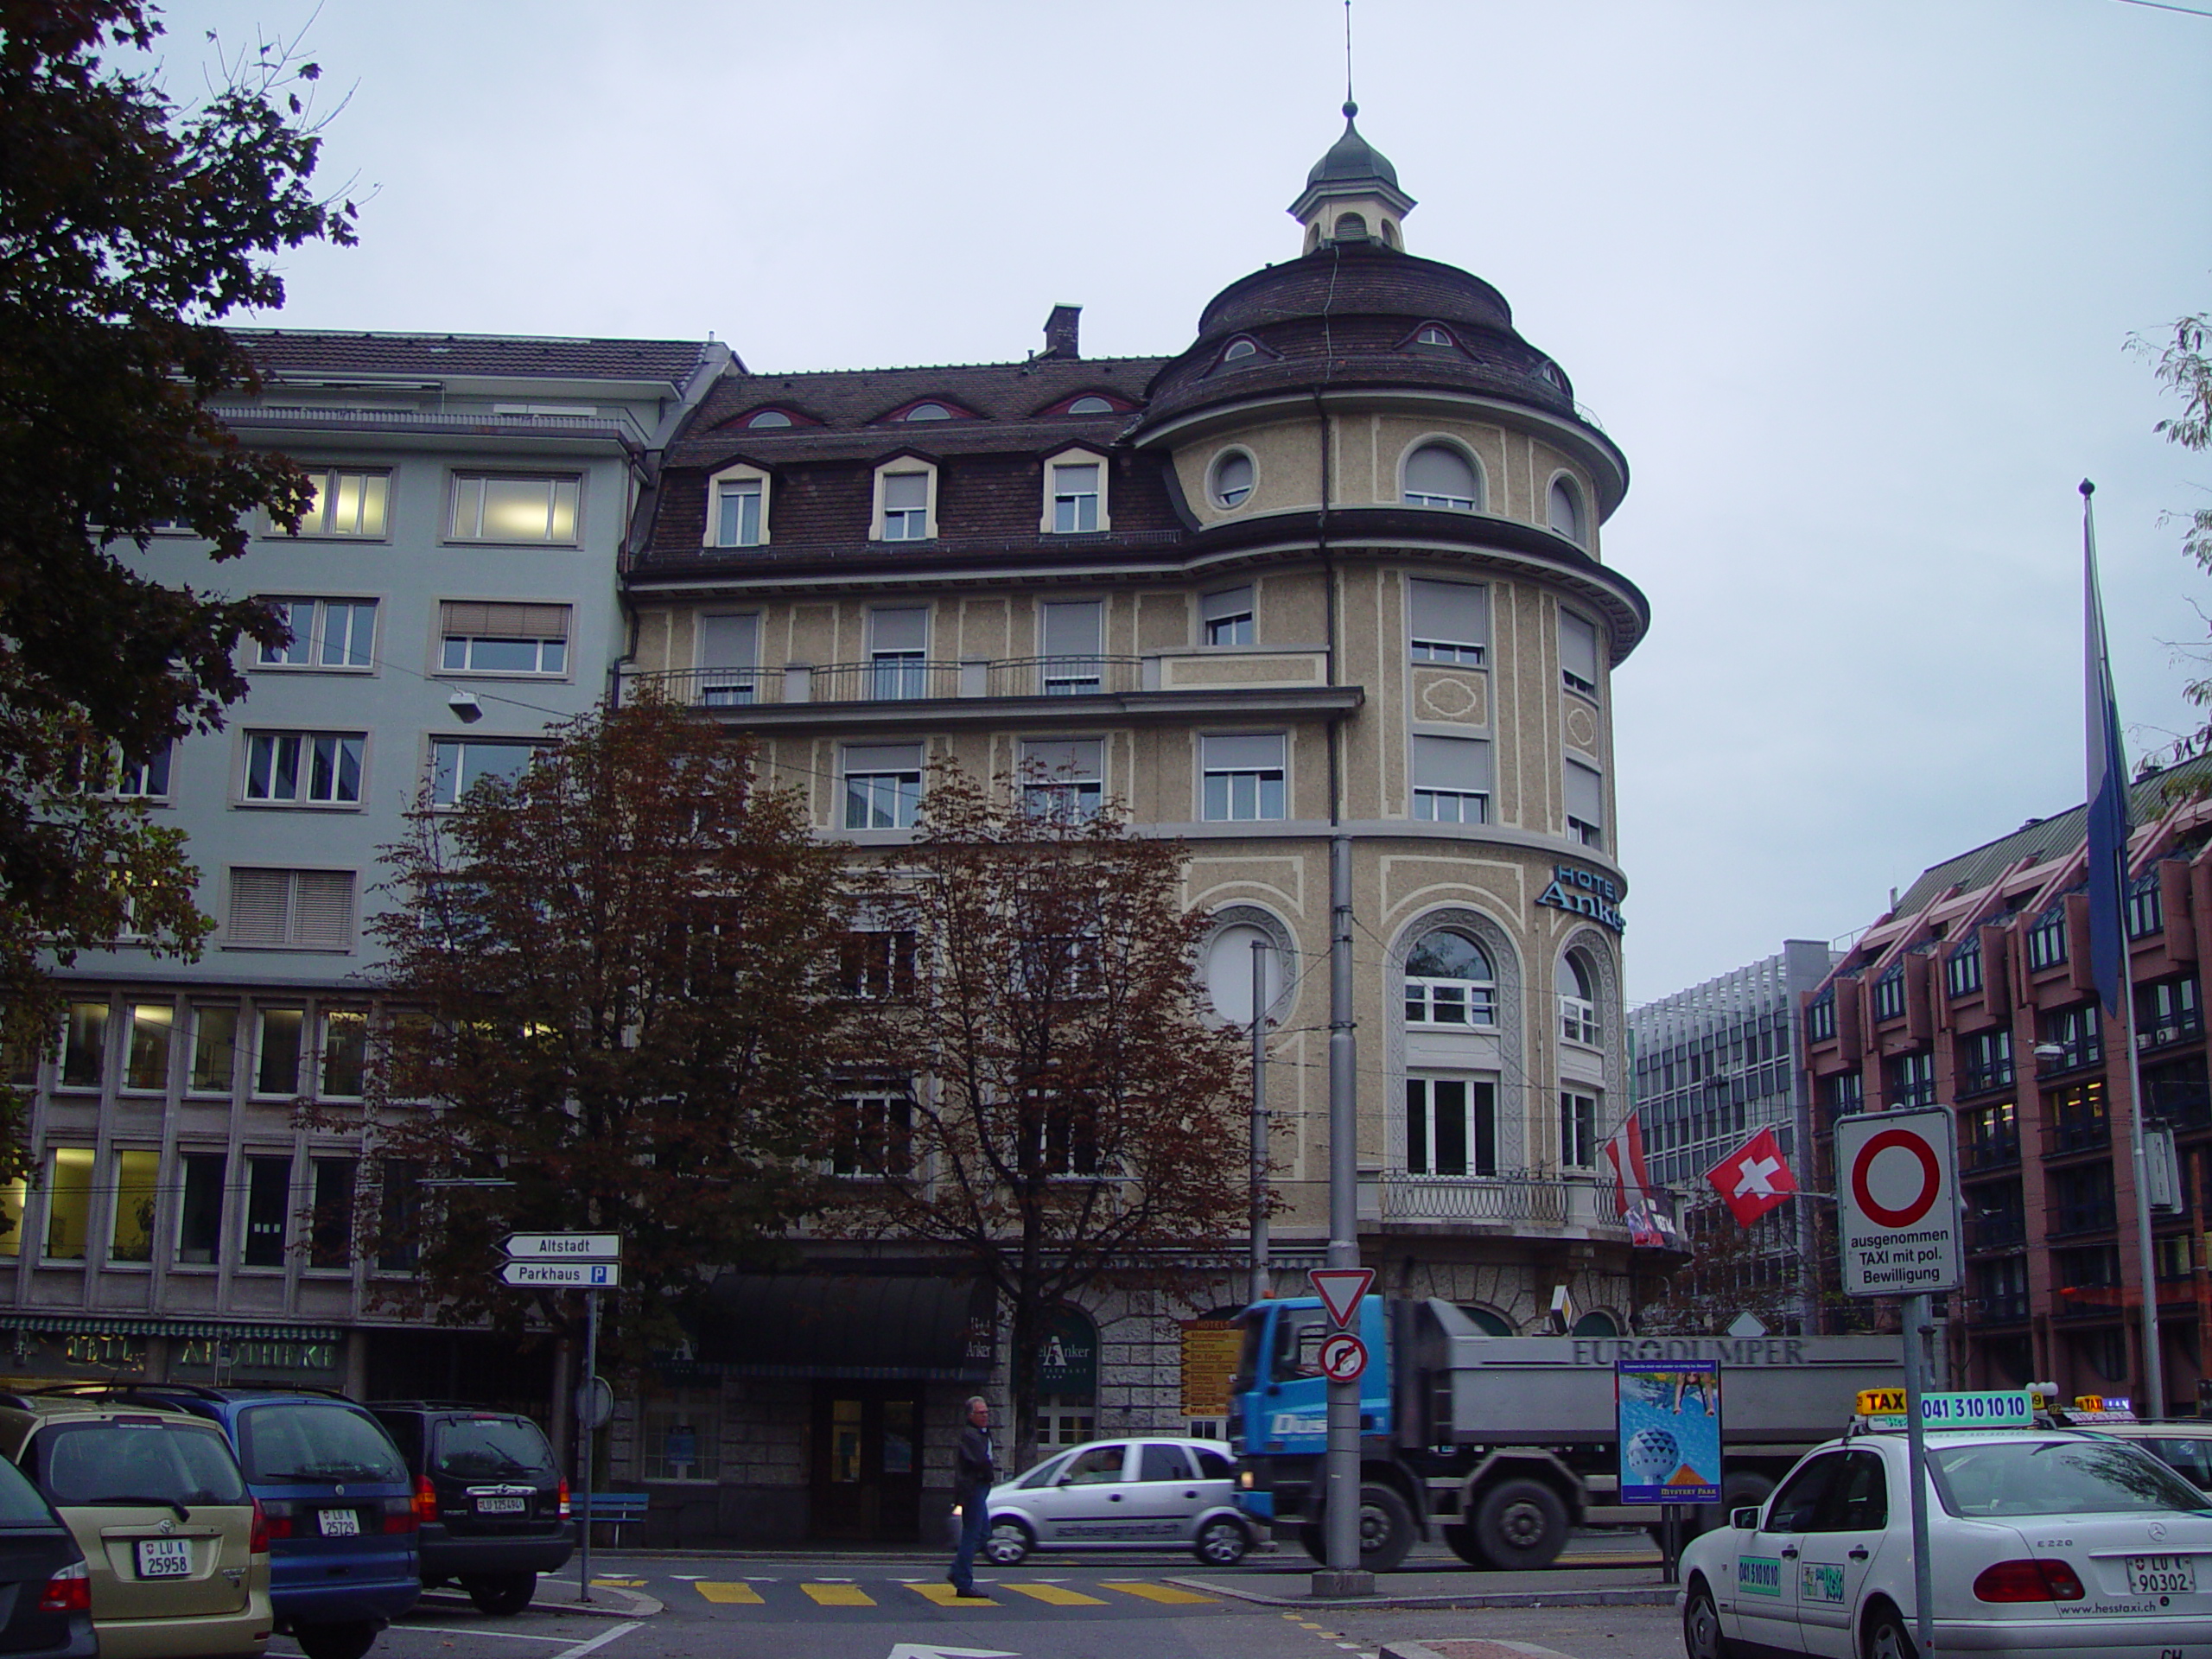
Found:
[830,763,1249,1471]
[356,696,854,1432]
[0,0,357,1164]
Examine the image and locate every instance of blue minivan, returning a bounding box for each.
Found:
[50,1386,416,1659]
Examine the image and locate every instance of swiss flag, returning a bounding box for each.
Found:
[1707,1127,1798,1226]
[1602,1113,1651,1217]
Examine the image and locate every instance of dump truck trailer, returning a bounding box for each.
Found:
[1230,1295,1904,1571]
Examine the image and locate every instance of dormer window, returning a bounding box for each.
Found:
[1066,396,1114,416]
[904,403,951,422]
[1414,325,1453,348]
[1403,443,1482,512]
[1222,338,1258,364]
[747,410,793,429]
[705,464,770,549]
[1042,449,1109,535]
[1537,360,1568,390]
[873,461,939,543]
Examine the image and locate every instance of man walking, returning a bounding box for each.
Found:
[948,1395,995,1599]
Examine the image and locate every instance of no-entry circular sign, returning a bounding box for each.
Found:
[1850,1128,1942,1228]
[1318,1332,1368,1382]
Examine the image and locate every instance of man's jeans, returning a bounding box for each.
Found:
[950,1490,989,1592]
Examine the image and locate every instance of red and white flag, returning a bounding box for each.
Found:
[1602,1113,1651,1217]
[1707,1126,1798,1226]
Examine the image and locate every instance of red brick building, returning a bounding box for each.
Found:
[1802,760,2212,1414]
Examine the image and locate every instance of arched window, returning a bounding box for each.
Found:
[1548,476,1585,544]
[1222,338,1258,364]
[1332,212,1368,242]
[747,409,792,429]
[1403,444,1480,511]
[1570,1310,1618,1337]
[1404,930,1495,1027]
[1463,1307,1514,1336]
[904,403,951,422]
[1559,951,1599,1046]
[1066,396,1114,416]
[1211,452,1255,509]
[1414,325,1453,348]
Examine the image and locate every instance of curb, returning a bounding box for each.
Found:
[1168,1574,1678,1611]
[416,1582,664,1620]
[1380,1643,1580,1659]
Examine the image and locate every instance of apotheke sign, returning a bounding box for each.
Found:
[1537,864,1624,933]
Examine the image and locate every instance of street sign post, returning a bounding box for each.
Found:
[498,1260,621,1289]
[503,1232,623,1260]
[1836,1106,1960,1659]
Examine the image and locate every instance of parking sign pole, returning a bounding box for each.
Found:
[1902,1291,1935,1656]
[578,1287,598,1606]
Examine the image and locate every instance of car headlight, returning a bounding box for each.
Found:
[1239,1471,1253,1489]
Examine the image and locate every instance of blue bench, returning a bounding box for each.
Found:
[583,1491,652,1544]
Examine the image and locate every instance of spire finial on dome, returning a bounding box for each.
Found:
[1344,0,1356,115]
[1290,0,1414,252]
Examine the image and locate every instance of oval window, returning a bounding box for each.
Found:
[1066,396,1114,416]
[1211,453,1255,509]
[747,410,792,429]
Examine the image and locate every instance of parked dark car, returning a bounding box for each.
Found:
[366,1403,571,1616]
[0,1446,96,1658]
[41,1386,415,1659]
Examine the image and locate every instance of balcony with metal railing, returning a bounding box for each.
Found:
[620,648,1358,728]
[1961,1134,2021,1173]
[2043,1116,2112,1156]
[2050,1199,2119,1237]
[1365,1172,1633,1236]
[1967,1210,2026,1254]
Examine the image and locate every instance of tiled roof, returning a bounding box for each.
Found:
[232,329,716,384]
[1891,756,2212,915]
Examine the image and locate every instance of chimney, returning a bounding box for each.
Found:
[1042,303,1081,360]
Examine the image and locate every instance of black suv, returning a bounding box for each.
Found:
[365,1405,571,1616]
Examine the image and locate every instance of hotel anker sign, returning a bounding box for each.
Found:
[1537,863,1624,932]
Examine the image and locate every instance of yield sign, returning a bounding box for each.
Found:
[1308,1267,1375,1328]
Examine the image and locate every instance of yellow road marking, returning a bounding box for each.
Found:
[1001,1582,1109,1605]
[694,1581,764,1605]
[803,1583,876,1606]
[1100,1581,1216,1604]
[592,1579,645,1587]
[908,1583,1002,1606]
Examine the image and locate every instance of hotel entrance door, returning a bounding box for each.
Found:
[810,1382,923,1541]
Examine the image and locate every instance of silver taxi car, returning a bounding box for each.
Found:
[983,1438,1251,1567]
[1679,1422,2212,1659]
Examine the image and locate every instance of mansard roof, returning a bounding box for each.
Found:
[234,329,718,385]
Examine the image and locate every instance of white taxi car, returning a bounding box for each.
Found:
[1679,1419,2212,1659]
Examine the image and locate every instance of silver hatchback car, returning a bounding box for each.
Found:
[984,1437,1250,1567]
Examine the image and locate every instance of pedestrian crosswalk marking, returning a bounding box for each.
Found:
[695,1582,764,1605]
[802,1583,876,1606]
[909,1583,1002,1606]
[1100,1581,1216,1605]
[1001,1582,1108,1605]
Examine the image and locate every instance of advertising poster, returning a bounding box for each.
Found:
[1616,1358,1721,1504]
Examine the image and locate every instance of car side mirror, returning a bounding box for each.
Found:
[1056,1474,1077,1487]
[1732,1507,1760,1530]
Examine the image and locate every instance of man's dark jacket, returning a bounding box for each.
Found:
[954,1424,995,1500]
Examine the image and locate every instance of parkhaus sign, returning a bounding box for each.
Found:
[1537,863,1624,932]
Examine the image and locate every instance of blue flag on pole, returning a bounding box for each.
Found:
[2082,480,2131,1020]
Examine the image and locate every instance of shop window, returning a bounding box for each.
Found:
[642,1392,721,1481]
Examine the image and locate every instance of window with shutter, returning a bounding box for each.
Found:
[290,872,355,948]
[226,869,354,950]
[1412,734,1491,823]
[1040,601,1103,694]
[440,601,571,675]
[696,613,760,705]
[1408,579,1488,665]
[1565,761,1605,849]
[1560,610,1600,696]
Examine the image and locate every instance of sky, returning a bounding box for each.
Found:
[149,0,2212,1001]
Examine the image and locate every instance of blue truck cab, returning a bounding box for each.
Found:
[1231,1296,1392,1487]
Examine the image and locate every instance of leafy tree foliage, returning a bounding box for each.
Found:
[353,697,854,1363]
[0,1,355,1158]
[2139,310,2212,766]
[830,764,1249,1467]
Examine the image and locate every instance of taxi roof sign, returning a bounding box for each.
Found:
[1851,1389,2033,1431]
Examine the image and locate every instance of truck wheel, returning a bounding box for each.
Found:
[1441,1522,1489,1567]
[1356,1483,1415,1573]
[1471,1478,1567,1570]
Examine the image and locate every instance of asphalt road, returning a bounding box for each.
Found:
[272,1543,1686,1659]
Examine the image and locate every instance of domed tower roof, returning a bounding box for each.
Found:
[1289,101,1416,255]
[1306,100,1399,192]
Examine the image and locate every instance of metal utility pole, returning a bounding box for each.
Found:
[1250,937,1272,1306]
[1314,836,1372,1596]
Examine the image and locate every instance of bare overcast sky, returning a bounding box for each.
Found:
[155,0,2212,1000]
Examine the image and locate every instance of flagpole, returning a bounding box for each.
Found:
[2083,479,2165,1416]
